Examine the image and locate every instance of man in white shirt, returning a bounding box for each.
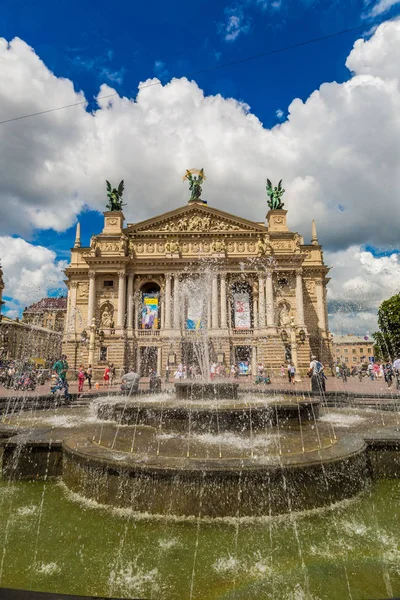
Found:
[309,356,325,393]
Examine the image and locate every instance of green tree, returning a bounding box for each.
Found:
[373,293,400,360]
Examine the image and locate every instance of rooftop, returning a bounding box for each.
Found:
[333,335,374,345]
[24,296,67,314]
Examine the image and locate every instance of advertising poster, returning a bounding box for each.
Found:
[141,294,159,329]
[186,296,203,330]
[234,292,251,329]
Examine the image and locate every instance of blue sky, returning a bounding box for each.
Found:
[1,0,400,332]
[2,0,396,260]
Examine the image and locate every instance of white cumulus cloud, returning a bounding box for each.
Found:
[0,237,67,315]
[1,21,400,327]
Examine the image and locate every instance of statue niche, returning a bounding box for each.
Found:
[100,302,114,328]
[277,302,291,327]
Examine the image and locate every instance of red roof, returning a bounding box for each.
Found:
[24,296,67,313]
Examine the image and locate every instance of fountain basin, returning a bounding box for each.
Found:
[97,397,321,432]
[62,433,368,518]
[174,381,239,400]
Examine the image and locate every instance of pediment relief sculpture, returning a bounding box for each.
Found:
[151,214,242,233]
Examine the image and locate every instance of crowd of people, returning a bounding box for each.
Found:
[2,354,400,399]
[334,359,400,388]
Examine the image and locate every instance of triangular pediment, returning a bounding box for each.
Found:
[125,203,266,235]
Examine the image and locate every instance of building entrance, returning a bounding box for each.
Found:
[234,345,252,375]
[139,346,157,376]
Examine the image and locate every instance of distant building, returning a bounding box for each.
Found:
[23,297,67,332]
[333,335,374,365]
[0,315,62,363]
[0,272,64,363]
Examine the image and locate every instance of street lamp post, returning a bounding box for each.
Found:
[87,318,105,366]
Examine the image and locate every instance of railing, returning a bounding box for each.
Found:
[136,330,160,337]
[232,329,254,335]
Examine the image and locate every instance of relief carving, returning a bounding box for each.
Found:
[211,239,226,253]
[148,214,241,233]
[107,218,118,226]
[165,240,180,254]
[146,243,155,254]
[77,282,89,300]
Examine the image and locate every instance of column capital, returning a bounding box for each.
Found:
[128,271,134,280]
[88,270,96,279]
[315,279,323,287]
[266,269,273,279]
[220,272,226,280]
[295,268,303,277]
[70,281,78,289]
[117,269,126,279]
[165,272,172,281]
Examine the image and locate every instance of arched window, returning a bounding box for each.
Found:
[140,282,161,329]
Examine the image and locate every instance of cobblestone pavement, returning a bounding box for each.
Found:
[0,375,399,398]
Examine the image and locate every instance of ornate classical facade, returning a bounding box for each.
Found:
[62,199,332,376]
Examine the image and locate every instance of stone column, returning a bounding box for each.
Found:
[117,270,126,328]
[173,274,180,329]
[295,269,305,326]
[87,271,96,327]
[68,282,78,333]
[253,297,258,329]
[212,273,219,329]
[265,271,275,326]
[88,318,95,366]
[315,279,326,331]
[165,273,172,329]
[220,273,227,329]
[251,346,257,375]
[258,276,266,328]
[134,293,140,330]
[127,273,134,329]
[157,347,162,376]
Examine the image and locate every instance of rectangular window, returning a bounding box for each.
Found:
[368,348,372,354]
[359,348,364,354]
[99,346,107,361]
[345,357,349,363]
[336,349,340,354]
[103,280,114,287]
[344,349,348,354]
[353,348,357,354]
[353,357,357,362]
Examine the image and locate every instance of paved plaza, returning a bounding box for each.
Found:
[0,374,399,399]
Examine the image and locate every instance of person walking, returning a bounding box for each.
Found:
[287,363,292,383]
[77,365,85,393]
[103,365,111,387]
[309,356,326,393]
[367,362,375,381]
[109,363,116,386]
[86,364,92,390]
[289,364,296,385]
[52,355,68,382]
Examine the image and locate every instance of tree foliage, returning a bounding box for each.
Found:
[373,293,400,360]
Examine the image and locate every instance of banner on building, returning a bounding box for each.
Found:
[186,295,203,330]
[234,292,251,329]
[141,294,159,329]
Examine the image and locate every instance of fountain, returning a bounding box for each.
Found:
[2,274,400,597]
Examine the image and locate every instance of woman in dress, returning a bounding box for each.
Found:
[77,365,85,393]
[103,365,111,387]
